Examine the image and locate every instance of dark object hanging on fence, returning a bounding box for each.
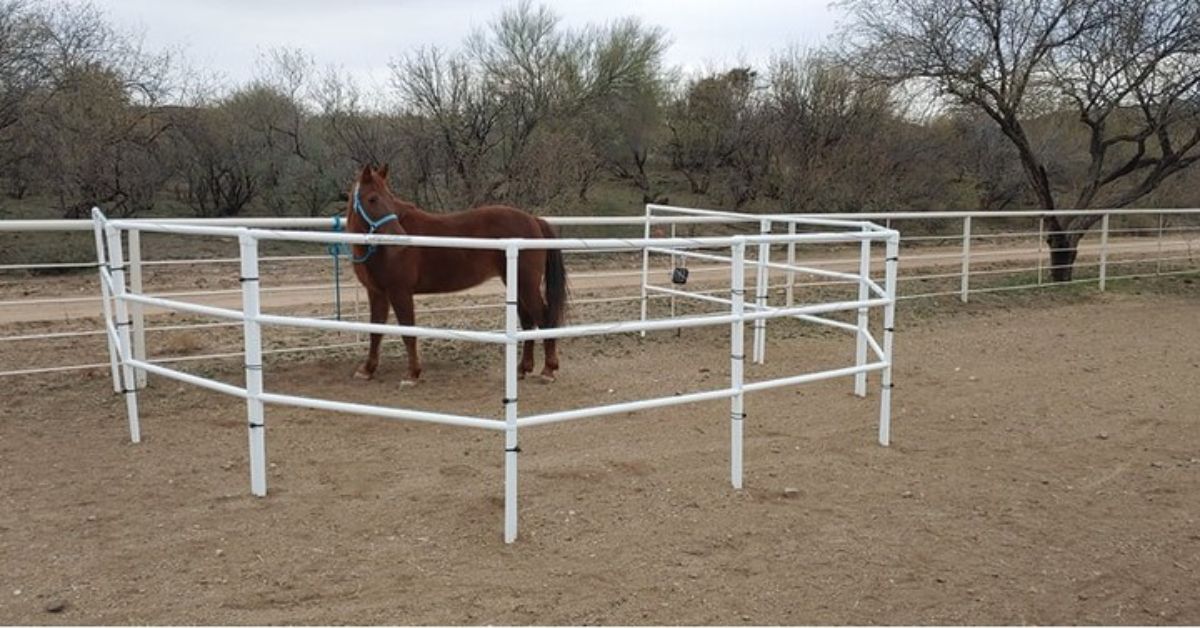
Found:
[672,267,689,285]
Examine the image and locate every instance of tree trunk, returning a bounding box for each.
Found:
[1046,228,1079,282]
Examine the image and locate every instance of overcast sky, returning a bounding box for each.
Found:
[90,0,845,90]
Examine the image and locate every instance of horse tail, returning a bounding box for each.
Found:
[537,218,568,327]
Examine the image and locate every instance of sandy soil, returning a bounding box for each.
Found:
[1,287,1199,624]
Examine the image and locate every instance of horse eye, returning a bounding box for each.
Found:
[368,195,378,203]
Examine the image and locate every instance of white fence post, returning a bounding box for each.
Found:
[1037,216,1045,286]
[639,205,652,336]
[879,233,899,446]
[128,229,147,388]
[503,243,521,543]
[854,226,871,397]
[239,232,267,497]
[91,211,121,393]
[1099,213,1110,291]
[730,239,746,490]
[752,219,770,364]
[104,223,141,443]
[960,216,972,303]
[785,221,797,307]
[1156,213,1165,275]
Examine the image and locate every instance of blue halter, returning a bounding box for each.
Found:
[350,183,398,264]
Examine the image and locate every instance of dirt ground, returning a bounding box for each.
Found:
[1,287,1199,624]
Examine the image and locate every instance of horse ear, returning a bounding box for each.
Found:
[378,163,389,180]
[358,163,373,184]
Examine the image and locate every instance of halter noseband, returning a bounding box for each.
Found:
[351,183,398,264]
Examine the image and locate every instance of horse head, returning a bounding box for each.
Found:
[347,163,408,236]
[346,164,407,263]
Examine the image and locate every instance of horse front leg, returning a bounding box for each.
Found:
[387,289,421,384]
[354,288,390,380]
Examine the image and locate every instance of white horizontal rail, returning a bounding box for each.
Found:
[518,387,737,427]
[648,204,1200,221]
[0,261,97,271]
[254,312,507,344]
[741,360,888,393]
[740,297,893,324]
[645,284,735,307]
[514,296,892,341]
[647,204,888,230]
[105,221,897,251]
[258,391,507,431]
[120,292,245,321]
[794,313,861,334]
[518,358,891,429]
[863,326,886,361]
[646,246,732,264]
[0,361,114,377]
[129,358,247,398]
[518,311,736,340]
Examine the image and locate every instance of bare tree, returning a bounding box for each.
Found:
[763,52,895,211]
[666,68,760,197]
[591,75,666,203]
[0,1,43,143]
[313,67,405,170]
[246,49,344,216]
[394,46,502,206]
[170,85,289,217]
[845,0,1200,280]
[13,1,175,217]
[392,3,666,209]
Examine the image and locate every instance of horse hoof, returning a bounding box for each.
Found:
[399,379,419,387]
[539,373,557,384]
[353,368,373,380]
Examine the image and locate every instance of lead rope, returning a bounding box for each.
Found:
[329,215,346,321]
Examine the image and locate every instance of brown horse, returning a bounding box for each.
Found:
[345,164,567,383]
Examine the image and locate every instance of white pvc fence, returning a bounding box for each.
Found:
[3,207,1198,380]
[91,207,899,543]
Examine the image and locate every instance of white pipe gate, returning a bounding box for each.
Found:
[92,207,900,543]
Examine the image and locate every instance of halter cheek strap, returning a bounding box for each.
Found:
[351,183,398,264]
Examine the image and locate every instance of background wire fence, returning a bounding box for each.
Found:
[1,208,1198,379]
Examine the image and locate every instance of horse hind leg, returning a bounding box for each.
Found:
[518,309,535,379]
[517,278,556,383]
[541,303,560,382]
